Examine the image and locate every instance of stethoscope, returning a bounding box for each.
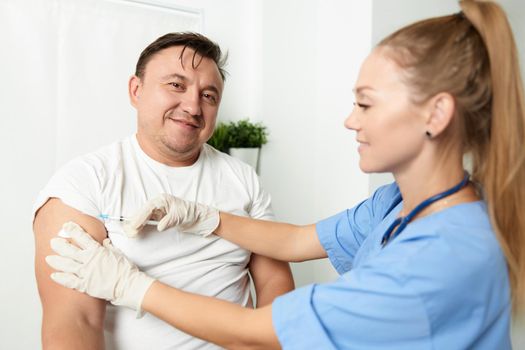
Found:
[381,172,470,248]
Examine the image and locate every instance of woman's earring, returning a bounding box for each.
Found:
[425,131,432,138]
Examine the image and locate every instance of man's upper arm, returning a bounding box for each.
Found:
[245,170,295,307]
[34,198,108,349]
[249,254,295,307]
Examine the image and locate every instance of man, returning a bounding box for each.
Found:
[33,32,294,349]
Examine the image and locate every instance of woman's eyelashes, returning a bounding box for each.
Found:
[354,102,371,110]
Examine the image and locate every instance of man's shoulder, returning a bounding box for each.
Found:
[32,136,135,219]
[65,136,133,169]
[87,136,133,160]
[45,137,134,189]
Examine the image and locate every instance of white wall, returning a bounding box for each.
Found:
[0,2,57,348]
[257,0,370,285]
[499,0,525,80]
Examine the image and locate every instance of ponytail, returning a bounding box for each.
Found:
[460,0,525,311]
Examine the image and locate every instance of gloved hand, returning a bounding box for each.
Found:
[123,194,220,238]
[46,222,155,318]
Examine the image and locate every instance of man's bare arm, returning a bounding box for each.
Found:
[34,198,108,349]
[249,254,295,307]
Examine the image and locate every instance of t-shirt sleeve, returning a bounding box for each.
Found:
[272,265,430,349]
[245,168,274,221]
[316,183,400,274]
[32,157,103,222]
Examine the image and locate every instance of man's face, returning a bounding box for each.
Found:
[130,46,224,165]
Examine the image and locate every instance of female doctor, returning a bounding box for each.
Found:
[46,1,525,348]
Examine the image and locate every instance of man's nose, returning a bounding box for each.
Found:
[180,90,202,116]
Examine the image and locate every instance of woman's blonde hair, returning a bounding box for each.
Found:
[379,0,525,310]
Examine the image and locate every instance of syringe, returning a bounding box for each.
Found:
[57,215,161,239]
[98,214,159,226]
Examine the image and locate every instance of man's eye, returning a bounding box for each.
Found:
[203,93,217,104]
[169,82,184,90]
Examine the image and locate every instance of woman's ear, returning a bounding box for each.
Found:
[128,75,142,108]
[424,92,455,138]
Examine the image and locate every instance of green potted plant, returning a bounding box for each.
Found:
[207,119,268,172]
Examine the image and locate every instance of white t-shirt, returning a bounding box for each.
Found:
[33,135,274,350]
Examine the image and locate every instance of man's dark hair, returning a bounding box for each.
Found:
[135,32,227,81]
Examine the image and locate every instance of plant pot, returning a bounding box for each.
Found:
[229,147,260,173]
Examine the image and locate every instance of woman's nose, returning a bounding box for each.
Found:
[344,107,360,131]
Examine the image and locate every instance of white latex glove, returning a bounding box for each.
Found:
[46,222,155,318]
[123,194,220,238]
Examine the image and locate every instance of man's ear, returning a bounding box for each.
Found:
[128,75,142,108]
[424,92,455,138]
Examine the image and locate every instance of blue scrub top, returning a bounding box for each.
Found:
[272,183,511,349]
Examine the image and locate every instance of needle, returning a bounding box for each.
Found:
[98,214,159,226]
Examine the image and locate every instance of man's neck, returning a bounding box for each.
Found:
[136,133,201,167]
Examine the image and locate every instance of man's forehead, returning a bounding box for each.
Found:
[148,45,190,66]
[143,47,221,82]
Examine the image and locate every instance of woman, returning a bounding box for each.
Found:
[46,1,525,348]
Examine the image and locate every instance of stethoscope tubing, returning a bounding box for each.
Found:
[381,172,470,247]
